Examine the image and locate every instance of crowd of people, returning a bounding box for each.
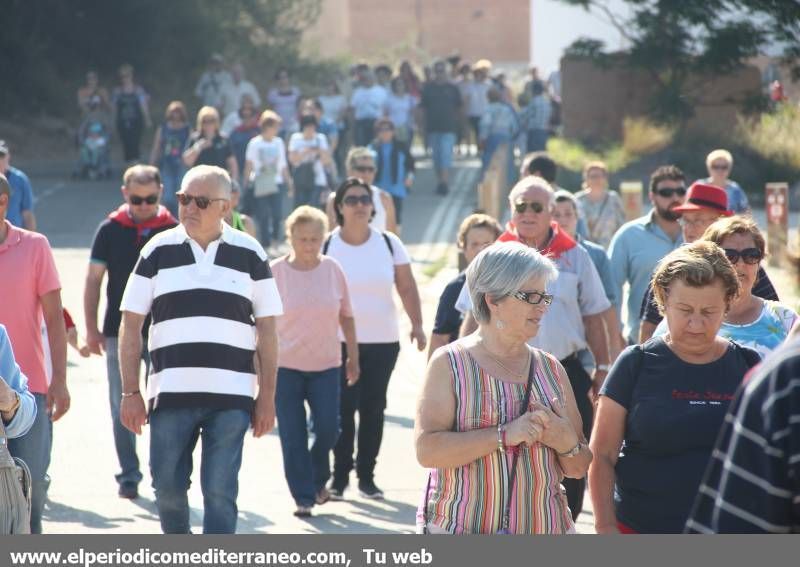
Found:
[1,52,798,536]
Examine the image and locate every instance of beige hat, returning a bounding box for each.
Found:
[473,59,492,71]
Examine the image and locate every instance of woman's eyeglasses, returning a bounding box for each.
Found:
[343,195,372,207]
[711,164,730,171]
[723,248,763,265]
[129,194,159,206]
[514,201,546,214]
[353,165,376,173]
[508,290,553,306]
[176,193,228,209]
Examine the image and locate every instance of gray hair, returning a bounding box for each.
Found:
[181,164,232,198]
[508,175,555,210]
[467,241,558,324]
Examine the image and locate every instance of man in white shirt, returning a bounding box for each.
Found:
[195,54,232,111]
[220,63,261,117]
[350,69,388,146]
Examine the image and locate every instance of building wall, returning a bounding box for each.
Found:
[304,0,530,64]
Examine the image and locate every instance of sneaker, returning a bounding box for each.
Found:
[328,478,348,501]
[436,183,449,196]
[358,479,385,500]
[118,483,138,500]
[293,505,313,518]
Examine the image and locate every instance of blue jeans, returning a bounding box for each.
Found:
[149,406,250,534]
[104,337,145,489]
[526,129,550,152]
[275,366,340,507]
[159,160,185,218]
[8,393,51,534]
[294,184,326,210]
[428,132,456,173]
[253,184,286,246]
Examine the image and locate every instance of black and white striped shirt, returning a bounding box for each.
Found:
[120,223,283,412]
[686,338,800,533]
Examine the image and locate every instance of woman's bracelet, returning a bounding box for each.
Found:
[496,424,505,452]
[121,390,140,399]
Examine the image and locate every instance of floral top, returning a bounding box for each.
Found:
[575,189,626,249]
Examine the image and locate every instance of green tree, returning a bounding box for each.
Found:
[0,0,322,114]
[560,0,800,122]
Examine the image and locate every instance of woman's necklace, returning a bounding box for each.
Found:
[481,342,531,379]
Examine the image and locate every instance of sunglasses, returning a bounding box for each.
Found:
[176,193,228,209]
[343,195,372,207]
[723,248,763,265]
[509,290,553,306]
[711,164,730,171]
[654,187,687,198]
[129,194,159,206]
[353,165,376,173]
[514,201,546,214]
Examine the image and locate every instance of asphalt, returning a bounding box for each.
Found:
[24,155,603,534]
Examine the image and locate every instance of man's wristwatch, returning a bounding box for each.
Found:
[558,441,583,458]
[596,364,610,372]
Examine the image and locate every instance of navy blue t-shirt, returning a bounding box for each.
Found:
[433,272,466,343]
[600,336,759,533]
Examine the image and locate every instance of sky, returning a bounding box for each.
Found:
[531,0,632,75]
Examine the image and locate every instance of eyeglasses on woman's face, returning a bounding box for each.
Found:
[723,247,763,265]
[343,194,372,207]
[508,289,553,306]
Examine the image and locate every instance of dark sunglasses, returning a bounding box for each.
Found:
[509,290,553,306]
[343,195,373,207]
[711,164,730,171]
[723,248,763,265]
[353,165,376,173]
[129,194,159,206]
[654,187,687,198]
[176,193,227,209]
[514,201,546,214]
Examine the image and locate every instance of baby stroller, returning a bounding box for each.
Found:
[74,116,112,180]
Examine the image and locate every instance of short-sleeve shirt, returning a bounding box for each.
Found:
[575,189,626,250]
[578,236,617,306]
[0,221,61,394]
[186,132,233,170]
[267,87,302,132]
[384,93,416,128]
[421,82,462,133]
[120,223,283,412]
[89,212,177,337]
[323,228,410,343]
[4,166,35,228]
[600,337,758,533]
[433,272,466,343]
[245,135,288,185]
[270,256,353,372]
[288,132,329,186]
[350,85,388,120]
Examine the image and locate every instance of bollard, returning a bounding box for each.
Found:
[620,181,644,221]
[765,182,788,268]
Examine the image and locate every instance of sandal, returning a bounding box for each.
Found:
[293,505,313,518]
[315,487,331,505]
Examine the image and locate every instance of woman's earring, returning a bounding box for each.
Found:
[496,319,505,330]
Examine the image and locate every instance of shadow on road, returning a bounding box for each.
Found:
[43,499,136,530]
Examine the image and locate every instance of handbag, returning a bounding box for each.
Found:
[421,348,536,534]
[292,138,319,191]
[0,418,32,534]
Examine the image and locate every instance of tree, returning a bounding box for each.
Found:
[559,0,800,122]
[0,0,322,114]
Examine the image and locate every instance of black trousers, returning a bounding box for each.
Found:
[559,353,594,521]
[354,118,377,147]
[117,119,143,161]
[333,342,400,483]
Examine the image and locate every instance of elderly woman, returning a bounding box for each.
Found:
[288,114,332,209]
[182,106,239,182]
[702,149,749,214]
[575,161,625,249]
[270,206,358,517]
[416,242,591,534]
[652,217,797,358]
[590,241,762,534]
[324,178,426,500]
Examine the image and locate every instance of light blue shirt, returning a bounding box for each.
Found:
[5,166,35,228]
[578,235,617,306]
[0,324,37,439]
[608,211,683,343]
[701,177,749,214]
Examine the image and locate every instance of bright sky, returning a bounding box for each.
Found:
[531,0,632,75]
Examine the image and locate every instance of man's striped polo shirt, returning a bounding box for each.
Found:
[120,222,283,412]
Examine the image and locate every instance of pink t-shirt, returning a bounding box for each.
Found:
[0,221,61,394]
[270,255,353,372]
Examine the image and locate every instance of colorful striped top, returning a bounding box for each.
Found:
[418,344,575,534]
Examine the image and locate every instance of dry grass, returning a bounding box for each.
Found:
[736,103,800,170]
[622,117,676,156]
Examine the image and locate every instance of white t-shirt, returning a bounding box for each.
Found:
[288,132,329,186]
[324,228,410,343]
[350,85,388,120]
[464,80,492,118]
[384,93,416,128]
[370,185,388,232]
[245,135,288,184]
[220,80,262,116]
[319,94,347,126]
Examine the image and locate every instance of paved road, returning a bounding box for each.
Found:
[27,158,605,534]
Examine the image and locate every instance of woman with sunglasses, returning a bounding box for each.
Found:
[324,178,426,500]
[590,241,762,534]
[416,241,591,534]
[182,106,239,183]
[702,149,749,215]
[652,216,796,358]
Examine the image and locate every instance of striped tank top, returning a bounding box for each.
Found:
[418,344,575,534]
